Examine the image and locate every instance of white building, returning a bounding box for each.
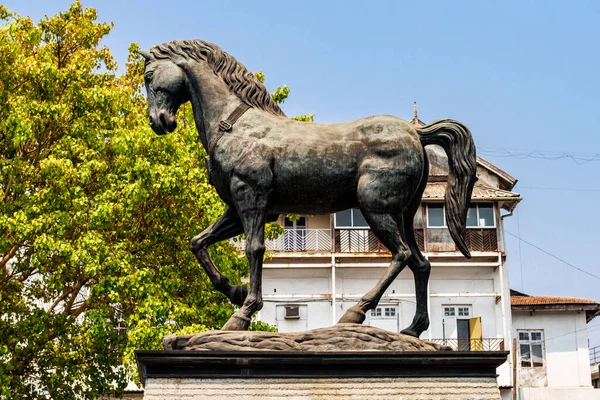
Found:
[511,290,600,399]
[252,111,600,400]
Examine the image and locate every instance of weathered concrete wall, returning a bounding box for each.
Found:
[512,311,592,388]
[306,214,329,229]
[143,377,502,400]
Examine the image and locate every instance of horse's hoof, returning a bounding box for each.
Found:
[338,307,366,324]
[400,328,419,338]
[228,285,248,307]
[221,314,251,331]
[401,317,429,338]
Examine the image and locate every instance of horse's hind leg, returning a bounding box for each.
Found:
[191,207,277,306]
[400,153,431,337]
[400,212,431,338]
[338,212,411,324]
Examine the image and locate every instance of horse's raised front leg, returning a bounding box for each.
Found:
[190,207,248,306]
[222,176,269,331]
[191,207,279,307]
[338,213,411,325]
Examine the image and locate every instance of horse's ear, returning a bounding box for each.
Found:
[139,49,152,61]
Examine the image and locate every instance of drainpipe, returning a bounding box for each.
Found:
[498,252,508,342]
[330,213,336,325]
[498,250,514,397]
[501,207,514,395]
[500,209,514,254]
[426,254,432,341]
[332,254,336,325]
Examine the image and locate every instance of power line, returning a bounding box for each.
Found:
[505,231,600,282]
[516,208,524,292]
[518,186,600,193]
[479,147,600,164]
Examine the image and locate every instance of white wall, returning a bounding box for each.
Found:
[512,311,592,388]
[260,261,512,387]
[261,264,506,341]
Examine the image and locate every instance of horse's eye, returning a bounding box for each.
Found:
[144,71,154,81]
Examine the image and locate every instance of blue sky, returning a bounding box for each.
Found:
[9,1,600,342]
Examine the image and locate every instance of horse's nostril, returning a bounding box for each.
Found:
[149,115,154,125]
[159,113,167,128]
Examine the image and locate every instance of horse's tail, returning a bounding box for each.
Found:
[417,119,477,259]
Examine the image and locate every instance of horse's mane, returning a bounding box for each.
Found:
[150,40,286,117]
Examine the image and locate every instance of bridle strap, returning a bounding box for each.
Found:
[205,102,252,185]
[207,103,252,157]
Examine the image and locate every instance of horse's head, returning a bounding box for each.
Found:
[139,50,190,135]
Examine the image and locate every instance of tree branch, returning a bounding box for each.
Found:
[0,244,18,270]
[69,299,88,318]
[63,278,89,315]
[47,285,77,314]
[2,174,13,202]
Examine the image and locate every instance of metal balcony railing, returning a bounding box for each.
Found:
[463,228,498,252]
[334,229,387,253]
[229,227,494,254]
[231,229,332,252]
[429,338,505,352]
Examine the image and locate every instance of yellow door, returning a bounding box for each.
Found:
[469,317,482,350]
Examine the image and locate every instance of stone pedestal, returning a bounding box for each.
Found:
[136,350,508,400]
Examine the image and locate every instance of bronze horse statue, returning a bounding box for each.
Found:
[139,40,477,337]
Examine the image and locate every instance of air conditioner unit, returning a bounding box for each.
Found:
[284,305,300,319]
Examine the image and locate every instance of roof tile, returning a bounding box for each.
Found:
[511,295,599,306]
[423,182,520,200]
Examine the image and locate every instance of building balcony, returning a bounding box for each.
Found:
[265,229,332,252]
[231,227,498,255]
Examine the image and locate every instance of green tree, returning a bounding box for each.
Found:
[0,2,241,398]
[0,2,308,398]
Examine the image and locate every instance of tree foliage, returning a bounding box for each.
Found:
[0,2,309,398]
[0,2,243,398]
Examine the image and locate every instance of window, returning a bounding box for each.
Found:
[429,203,496,228]
[427,204,445,227]
[458,307,470,317]
[284,216,306,230]
[443,305,471,318]
[370,306,397,319]
[466,203,495,227]
[518,330,544,368]
[335,209,369,228]
[283,216,306,251]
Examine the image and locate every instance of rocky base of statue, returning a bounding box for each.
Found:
[162,323,450,352]
[137,323,508,400]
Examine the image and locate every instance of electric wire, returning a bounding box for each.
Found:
[505,231,600,282]
[516,208,525,292]
[518,186,600,193]
[478,147,600,165]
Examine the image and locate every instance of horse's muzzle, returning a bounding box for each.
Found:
[150,111,177,135]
